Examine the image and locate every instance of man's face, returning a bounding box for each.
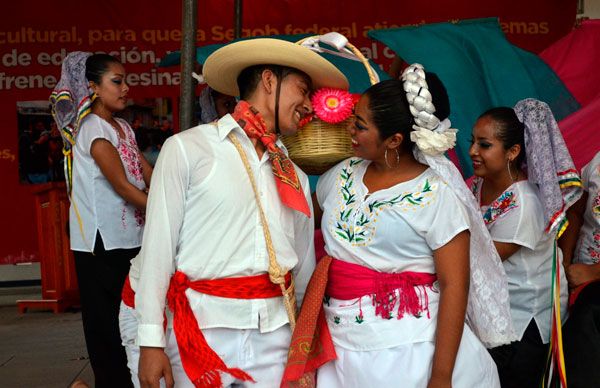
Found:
[274,72,312,136]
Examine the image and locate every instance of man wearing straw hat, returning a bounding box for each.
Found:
[130,38,348,388]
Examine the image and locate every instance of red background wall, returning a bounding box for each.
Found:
[0,0,577,263]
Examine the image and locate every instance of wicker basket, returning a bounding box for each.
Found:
[281,117,352,175]
[280,33,378,175]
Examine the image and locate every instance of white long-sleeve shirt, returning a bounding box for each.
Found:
[133,114,316,348]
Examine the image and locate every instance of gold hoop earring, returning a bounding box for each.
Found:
[507,159,515,182]
[384,148,392,169]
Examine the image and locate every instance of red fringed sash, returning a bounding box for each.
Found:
[121,275,135,308]
[327,258,437,320]
[166,270,291,388]
[282,257,436,386]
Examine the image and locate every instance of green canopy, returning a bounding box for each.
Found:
[369,17,579,176]
[159,34,390,94]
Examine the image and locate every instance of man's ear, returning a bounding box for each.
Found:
[260,69,276,95]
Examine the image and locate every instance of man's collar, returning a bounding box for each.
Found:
[217,113,290,153]
[216,114,241,141]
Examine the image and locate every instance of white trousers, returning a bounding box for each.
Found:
[317,324,500,388]
[119,301,291,387]
[119,302,164,388]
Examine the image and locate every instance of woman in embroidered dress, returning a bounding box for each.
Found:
[51,52,152,387]
[469,102,581,388]
[283,65,515,388]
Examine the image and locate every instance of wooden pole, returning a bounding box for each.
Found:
[179,0,197,131]
[234,0,243,39]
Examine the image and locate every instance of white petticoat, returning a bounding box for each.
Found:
[317,324,500,388]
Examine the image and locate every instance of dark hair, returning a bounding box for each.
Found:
[85,54,121,84]
[426,72,450,122]
[478,107,526,167]
[236,64,311,100]
[363,72,451,152]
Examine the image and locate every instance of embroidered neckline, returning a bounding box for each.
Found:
[472,178,519,225]
[332,158,436,245]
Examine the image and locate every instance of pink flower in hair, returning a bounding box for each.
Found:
[312,88,354,124]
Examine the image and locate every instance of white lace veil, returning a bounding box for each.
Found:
[403,64,517,347]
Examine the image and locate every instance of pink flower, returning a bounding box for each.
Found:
[298,113,314,128]
[312,88,354,124]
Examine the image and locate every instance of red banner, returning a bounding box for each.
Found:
[0,0,577,263]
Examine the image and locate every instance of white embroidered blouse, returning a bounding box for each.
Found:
[471,177,568,343]
[70,113,146,252]
[316,158,469,351]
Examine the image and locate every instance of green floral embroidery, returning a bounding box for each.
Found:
[387,312,394,320]
[334,316,341,324]
[367,185,430,212]
[333,158,436,246]
[340,167,357,206]
[414,312,422,319]
[323,295,331,306]
[354,314,364,324]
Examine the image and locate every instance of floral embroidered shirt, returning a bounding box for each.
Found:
[70,114,146,252]
[575,152,600,264]
[316,158,469,351]
[471,177,568,343]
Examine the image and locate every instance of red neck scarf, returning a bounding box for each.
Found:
[232,100,310,217]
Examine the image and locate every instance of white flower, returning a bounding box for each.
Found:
[410,127,457,156]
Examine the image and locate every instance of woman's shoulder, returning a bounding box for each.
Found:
[321,157,365,180]
[419,168,451,196]
[502,180,545,223]
[76,113,115,145]
[514,180,541,202]
[79,113,103,129]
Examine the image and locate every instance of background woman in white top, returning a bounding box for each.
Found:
[469,101,581,388]
[52,52,152,387]
[558,151,600,387]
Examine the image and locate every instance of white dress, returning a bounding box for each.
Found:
[315,158,500,388]
[471,178,568,342]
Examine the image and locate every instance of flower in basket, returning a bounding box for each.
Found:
[312,88,354,124]
[298,113,314,128]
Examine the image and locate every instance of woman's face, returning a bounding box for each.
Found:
[469,116,510,179]
[213,92,236,118]
[91,62,129,113]
[348,95,386,161]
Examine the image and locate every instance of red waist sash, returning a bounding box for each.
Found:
[327,258,437,320]
[122,275,135,308]
[171,270,293,388]
[282,257,436,386]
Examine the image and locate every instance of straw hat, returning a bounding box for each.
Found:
[203,38,349,96]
